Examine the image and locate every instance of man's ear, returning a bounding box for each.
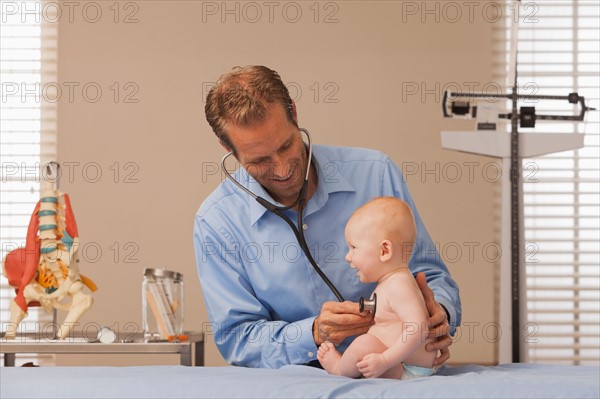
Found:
[219,139,239,163]
[219,139,233,154]
[380,240,393,262]
[291,100,298,125]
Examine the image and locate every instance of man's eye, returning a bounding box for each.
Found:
[281,142,292,151]
[247,159,266,166]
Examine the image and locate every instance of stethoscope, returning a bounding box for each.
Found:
[221,128,377,314]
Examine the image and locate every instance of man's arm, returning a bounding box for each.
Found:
[382,158,462,331]
[416,272,453,365]
[194,216,318,368]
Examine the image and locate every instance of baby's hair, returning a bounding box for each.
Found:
[352,197,417,261]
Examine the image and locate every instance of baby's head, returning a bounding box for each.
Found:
[344,197,416,282]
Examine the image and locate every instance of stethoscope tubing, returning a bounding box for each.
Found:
[221,128,345,302]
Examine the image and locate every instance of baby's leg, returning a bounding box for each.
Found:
[339,334,388,377]
[318,334,388,378]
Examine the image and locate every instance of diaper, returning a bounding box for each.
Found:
[401,363,434,381]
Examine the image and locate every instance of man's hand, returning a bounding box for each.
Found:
[313,301,373,346]
[416,272,453,366]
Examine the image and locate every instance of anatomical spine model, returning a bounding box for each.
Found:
[3,163,96,339]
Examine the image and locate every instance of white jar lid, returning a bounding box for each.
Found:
[144,267,183,281]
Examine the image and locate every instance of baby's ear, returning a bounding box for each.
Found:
[380,240,393,261]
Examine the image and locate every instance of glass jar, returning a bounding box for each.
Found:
[142,268,184,342]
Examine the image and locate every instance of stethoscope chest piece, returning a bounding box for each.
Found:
[359,292,377,316]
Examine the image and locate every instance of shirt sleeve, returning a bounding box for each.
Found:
[380,157,462,333]
[194,216,319,368]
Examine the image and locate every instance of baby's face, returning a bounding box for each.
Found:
[344,215,381,283]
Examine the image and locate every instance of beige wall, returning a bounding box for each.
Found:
[54,1,501,366]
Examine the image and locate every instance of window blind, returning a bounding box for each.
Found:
[1,0,57,366]
[493,0,599,365]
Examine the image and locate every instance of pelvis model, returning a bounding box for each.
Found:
[3,163,96,339]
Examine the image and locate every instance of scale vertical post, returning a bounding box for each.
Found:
[509,0,522,363]
[510,80,521,363]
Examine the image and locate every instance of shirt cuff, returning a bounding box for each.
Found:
[437,298,458,336]
[294,317,319,363]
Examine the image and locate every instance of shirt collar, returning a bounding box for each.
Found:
[247,145,356,226]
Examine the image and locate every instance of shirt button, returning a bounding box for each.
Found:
[308,351,314,357]
[302,224,308,230]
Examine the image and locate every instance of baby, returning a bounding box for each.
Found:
[317,197,436,380]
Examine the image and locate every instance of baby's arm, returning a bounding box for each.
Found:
[357,280,429,378]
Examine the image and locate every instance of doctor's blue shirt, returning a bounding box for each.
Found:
[193,145,461,368]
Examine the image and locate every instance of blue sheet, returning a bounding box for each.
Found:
[1,363,598,398]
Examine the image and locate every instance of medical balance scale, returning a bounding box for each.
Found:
[440,0,594,363]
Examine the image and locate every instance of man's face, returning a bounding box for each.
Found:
[225,102,307,206]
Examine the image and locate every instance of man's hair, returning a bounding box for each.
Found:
[205,65,297,152]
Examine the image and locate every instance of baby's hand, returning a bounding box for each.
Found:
[356,353,389,378]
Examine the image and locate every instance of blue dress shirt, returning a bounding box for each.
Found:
[194,145,461,368]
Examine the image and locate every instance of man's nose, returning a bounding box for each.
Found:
[268,155,291,178]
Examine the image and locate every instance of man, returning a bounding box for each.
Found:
[194,65,461,369]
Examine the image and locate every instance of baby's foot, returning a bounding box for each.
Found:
[317,341,342,375]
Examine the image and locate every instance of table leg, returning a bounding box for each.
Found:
[180,345,191,366]
[194,341,204,366]
[4,353,16,367]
